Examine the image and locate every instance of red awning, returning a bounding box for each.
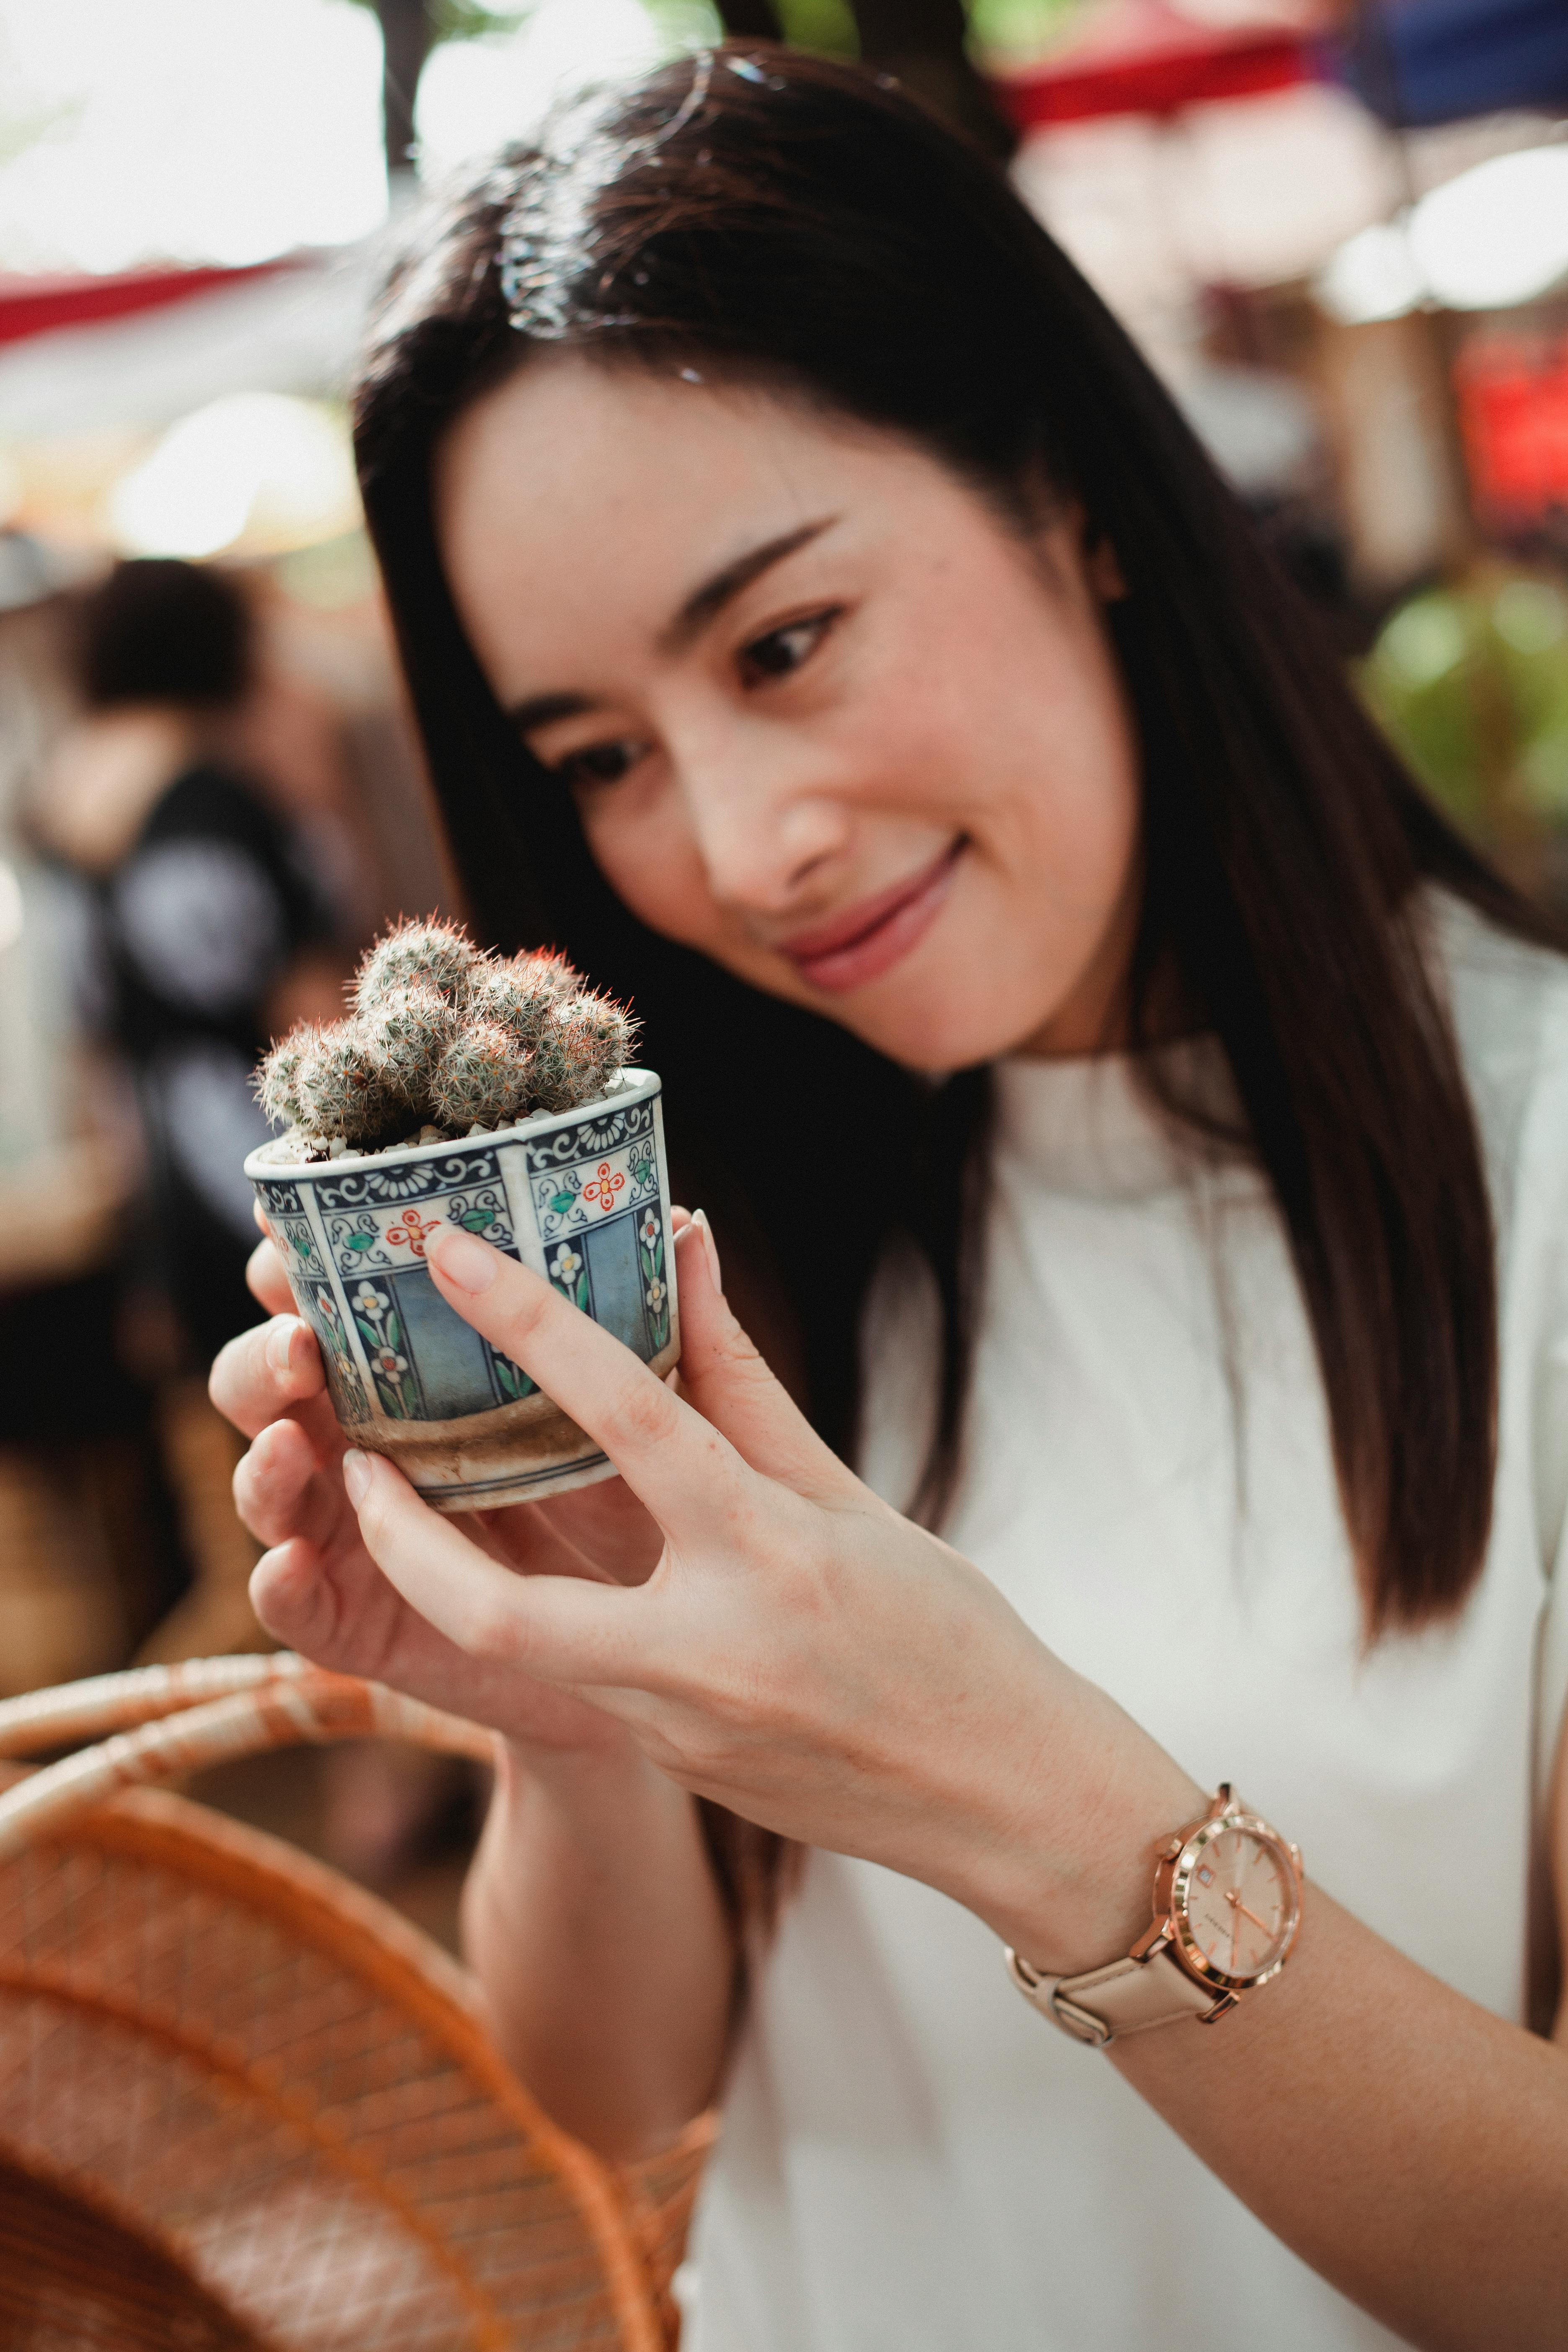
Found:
[0,259,295,350]
[992,3,1318,130]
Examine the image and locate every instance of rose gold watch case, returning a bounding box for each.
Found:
[1141,1785,1304,2000]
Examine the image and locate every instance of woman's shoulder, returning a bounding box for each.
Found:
[1431,895,1568,1342]
[1431,890,1568,1150]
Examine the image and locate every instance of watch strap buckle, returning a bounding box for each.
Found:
[1005,1947,1114,2046]
[1006,1938,1224,2046]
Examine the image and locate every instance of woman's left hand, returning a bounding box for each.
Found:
[342,1213,1200,1969]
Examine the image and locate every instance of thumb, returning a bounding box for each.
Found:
[672,1214,851,1497]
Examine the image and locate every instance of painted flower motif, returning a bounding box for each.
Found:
[387,1207,442,1256]
[645,1278,666,1313]
[581,1161,625,1212]
[370,1345,408,1378]
[638,1209,659,1251]
[353,1282,386,1322]
[550,1244,583,1284]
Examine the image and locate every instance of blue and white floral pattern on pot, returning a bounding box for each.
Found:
[245,1068,678,1513]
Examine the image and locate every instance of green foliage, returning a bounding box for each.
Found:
[644,0,725,44]
[257,918,639,1149]
[773,0,858,57]
[963,0,1081,58]
[340,0,529,49]
[428,0,528,38]
[1359,572,1568,844]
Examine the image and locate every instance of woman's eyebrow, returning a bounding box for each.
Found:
[658,516,839,655]
[509,689,593,736]
[508,516,840,734]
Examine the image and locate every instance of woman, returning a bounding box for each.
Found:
[213,49,1568,2350]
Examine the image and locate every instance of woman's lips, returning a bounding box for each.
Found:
[776,841,965,994]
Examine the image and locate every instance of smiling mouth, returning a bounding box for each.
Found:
[776,839,967,994]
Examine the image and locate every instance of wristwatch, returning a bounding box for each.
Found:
[1005,1784,1303,2047]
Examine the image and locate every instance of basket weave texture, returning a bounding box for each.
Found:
[0,1657,712,2352]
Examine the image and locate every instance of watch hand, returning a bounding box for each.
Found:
[1222,1881,1279,1938]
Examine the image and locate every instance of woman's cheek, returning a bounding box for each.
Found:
[578,795,728,959]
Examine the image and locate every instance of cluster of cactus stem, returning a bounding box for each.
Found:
[255,919,637,1151]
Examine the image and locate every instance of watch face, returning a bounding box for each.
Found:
[1175,1821,1299,1986]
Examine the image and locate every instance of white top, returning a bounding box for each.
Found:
[686,898,1568,2352]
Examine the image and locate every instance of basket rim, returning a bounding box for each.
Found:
[0,1707,667,2352]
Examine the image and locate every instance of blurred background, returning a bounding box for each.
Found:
[0,0,1565,1924]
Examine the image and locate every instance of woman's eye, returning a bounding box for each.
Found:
[551,739,645,788]
[739,608,842,686]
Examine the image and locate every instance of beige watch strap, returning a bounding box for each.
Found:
[1007,1942,1221,2046]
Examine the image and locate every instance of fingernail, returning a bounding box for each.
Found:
[428,1223,498,1294]
[342,1449,371,1506]
[693,1208,724,1297]
[267,1319,300,1377]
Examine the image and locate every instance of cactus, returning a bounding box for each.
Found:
[254,1027,316,1129]
[360,983,457,1109]
[465,952,572,1050]
[555,990,637,1097]
[429,1019,534,1132]
[257,917,635,1150]
[294,1021,401,1147]
[352,917,479,1012]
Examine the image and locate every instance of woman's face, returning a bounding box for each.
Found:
[437,356,1142,1070]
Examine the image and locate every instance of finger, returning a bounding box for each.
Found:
[250,1529,460,1688]
[668,1215,853,1498]
[346,1448,663,1689]
[247,1235,294,1315]
[210,1312,329,1441]
[425,1221,751,1537]
[234,1415,342,1550]
[251,1526,632,1739]
[250,1536,352,1658]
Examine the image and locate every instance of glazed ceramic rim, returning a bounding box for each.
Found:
[243,1065,660,1184]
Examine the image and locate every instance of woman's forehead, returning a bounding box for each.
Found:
[433,356,940,673]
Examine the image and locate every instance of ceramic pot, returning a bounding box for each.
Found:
[244,1068,677,1511]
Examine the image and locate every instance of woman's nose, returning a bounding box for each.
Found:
[676,724,851,914]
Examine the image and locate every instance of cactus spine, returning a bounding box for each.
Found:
[429,1020,534,1132]
[255,918,639,1151]
[352,918,478,1011]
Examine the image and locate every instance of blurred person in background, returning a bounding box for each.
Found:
[35,558,345,1661]
[37,556,477,1872]
[44,558,343,1364]
[0,548,181,1696]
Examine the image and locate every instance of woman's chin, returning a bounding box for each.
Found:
[835,991,1042,1075]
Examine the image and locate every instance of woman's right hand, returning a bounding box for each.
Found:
[211,1230,668,1759]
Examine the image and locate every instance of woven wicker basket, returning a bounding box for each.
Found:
[0,1655,713,2351]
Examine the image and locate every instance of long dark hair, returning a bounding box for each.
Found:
[353,45,1555,1665]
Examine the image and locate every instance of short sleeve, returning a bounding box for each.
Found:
[113,837,288,1016]
[110,764,332,1029]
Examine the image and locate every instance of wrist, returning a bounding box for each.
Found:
[963,1671,1204,1974]
[495,1723,678,1821]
